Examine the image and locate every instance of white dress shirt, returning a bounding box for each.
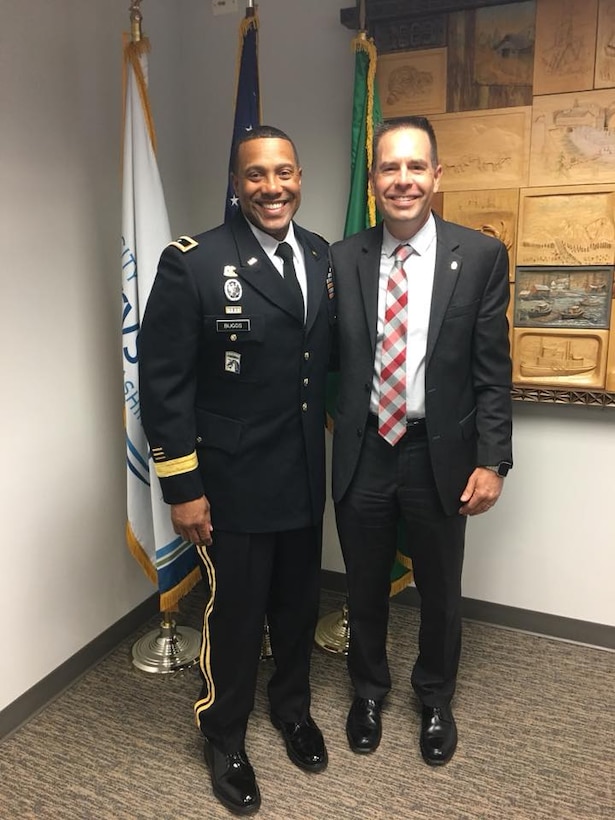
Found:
[247,220,308,322]
[370,213,437,419]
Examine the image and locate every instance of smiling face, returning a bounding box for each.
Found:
[231,137,302,240]
[370,126,442,241]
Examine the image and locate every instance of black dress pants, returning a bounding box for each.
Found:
[335,423,466,707]
[194,525,322,752]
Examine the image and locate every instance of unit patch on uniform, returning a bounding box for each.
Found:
[224,279,243,301]
[225,351,241,374]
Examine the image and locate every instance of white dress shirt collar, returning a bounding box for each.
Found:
[246,219,300,261]
[381,212,437,259]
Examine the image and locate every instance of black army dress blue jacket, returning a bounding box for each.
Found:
[138,211,334,533]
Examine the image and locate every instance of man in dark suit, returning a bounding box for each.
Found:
[330,116,512,766]
[139,126,333,816]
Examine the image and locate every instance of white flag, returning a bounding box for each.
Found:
[121,37,199,610]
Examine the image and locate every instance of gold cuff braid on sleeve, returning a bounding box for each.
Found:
[153,451,198,478]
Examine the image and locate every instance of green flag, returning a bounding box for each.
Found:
[343,34,381,236]
[331,32,413,596]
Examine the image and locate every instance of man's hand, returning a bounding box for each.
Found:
[458,468,503,517]
[171,496,213,546]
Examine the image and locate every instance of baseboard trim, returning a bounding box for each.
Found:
[0,593,159,741]
[320,569,615,651]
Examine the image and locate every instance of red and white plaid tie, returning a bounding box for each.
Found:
[378,243,412,445]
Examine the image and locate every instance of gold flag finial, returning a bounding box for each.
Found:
[130,0,143,43]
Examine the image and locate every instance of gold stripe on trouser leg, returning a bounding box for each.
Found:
[194,544,216,727]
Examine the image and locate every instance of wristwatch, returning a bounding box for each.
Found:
[483,462,512,477]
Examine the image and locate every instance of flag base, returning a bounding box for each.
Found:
[314,600,350,655]
[132,613,201,673]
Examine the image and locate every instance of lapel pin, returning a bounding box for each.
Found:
[451,261,459,271]
[247,257,258,266]
[223,265,237,277]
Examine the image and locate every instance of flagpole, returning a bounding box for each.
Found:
[129,0,142,42]
[123,0,202,672]
[358,0,365,31]
[241,0,271,661]
[315,0,374,658]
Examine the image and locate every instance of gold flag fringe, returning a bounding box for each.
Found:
[159,566,202,613]
[126,521,158,585]
[390,555,414,596]
[351,33,378,228]
[121,34,158,157]
[126,522,202,612]
[234,13,262,123]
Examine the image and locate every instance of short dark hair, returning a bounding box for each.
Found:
[230,125,300,173]
[372,116,439,170]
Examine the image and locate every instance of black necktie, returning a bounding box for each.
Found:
[275,242,304,315]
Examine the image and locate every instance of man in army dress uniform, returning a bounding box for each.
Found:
[139,126,333,816]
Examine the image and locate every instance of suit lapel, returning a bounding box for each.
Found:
[230,213,303,322]
[426,217,462,367]
[359,225,384,355]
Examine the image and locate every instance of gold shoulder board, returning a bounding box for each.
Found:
[168,235,199,253]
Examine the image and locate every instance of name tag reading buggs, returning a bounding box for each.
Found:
[216,319,252,333]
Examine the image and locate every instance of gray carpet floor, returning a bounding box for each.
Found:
[1,586,613,820]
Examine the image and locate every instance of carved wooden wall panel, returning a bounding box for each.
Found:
[533,0,598,95]
[442,188,519,280]
[430,106,531,191]
[377,48,447,117]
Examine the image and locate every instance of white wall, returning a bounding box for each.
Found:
[0,0,167,712]
[1,0,613,714]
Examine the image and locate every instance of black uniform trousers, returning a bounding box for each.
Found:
[195,525,322,753]
[335,420,467,708]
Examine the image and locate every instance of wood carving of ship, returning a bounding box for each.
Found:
[526,300,552,318]
[560,304,584,319]
[520,340,595,377]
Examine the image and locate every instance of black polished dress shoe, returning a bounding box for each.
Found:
[203,739,261,815]
[271,714,328,772]
[346,697,383,753]
[420,704,458,766]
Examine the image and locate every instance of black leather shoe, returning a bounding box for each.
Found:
[271,714,328,772]
[346,697,383,753]
[420,704,457,766]
[203,739,261,815]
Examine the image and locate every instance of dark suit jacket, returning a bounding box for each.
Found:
[138,212,334,533]
[329,214,513,516]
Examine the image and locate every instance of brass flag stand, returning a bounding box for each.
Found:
[315,599,350,655]
[132,611,201,673]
